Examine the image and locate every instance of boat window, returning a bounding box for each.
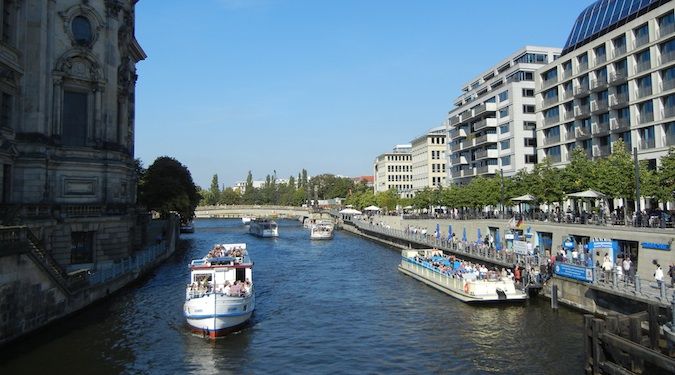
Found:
[236,268,246,282]
[193,273,212,285]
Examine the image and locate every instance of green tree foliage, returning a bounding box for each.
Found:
[139,156,200,220]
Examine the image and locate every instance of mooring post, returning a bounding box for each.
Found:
[584,315,594,373]
[635,277,641,294]
[592,318,604,375]
[648,304,659,350]
[629,315,644,373]
[551,284,559,309]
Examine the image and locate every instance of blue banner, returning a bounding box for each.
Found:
[554,262,593,283]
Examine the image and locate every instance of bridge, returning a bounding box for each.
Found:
[195,205,316,220]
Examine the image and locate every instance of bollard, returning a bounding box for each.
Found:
[635,277,641,294]
[660,281,666,300]
[612,269,618,287]
[551,284,559,309]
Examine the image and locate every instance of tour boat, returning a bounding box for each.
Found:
[241,216,255,225]
[184,243,255,338]
[310,222,334,240]
[248,218,279,238]
[398,249,527,303]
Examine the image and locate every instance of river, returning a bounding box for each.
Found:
[0,219,585,374]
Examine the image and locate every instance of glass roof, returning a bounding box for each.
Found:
[562,0,664,54]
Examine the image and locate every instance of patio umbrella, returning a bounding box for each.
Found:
[566,189,605,199]
[495,229,502,250]
[363,205,381,211]
[511,194,536,215]
[447,224,453,240]
[339,208,362,215]
[477,227,482,243]
[462,227,467,242]
[436,223,440,239]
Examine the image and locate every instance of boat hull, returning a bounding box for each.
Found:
[184,293,255,337]
[249,228,278,237]
[398,261,527,303]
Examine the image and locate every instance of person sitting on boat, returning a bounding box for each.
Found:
[223,281,231,296]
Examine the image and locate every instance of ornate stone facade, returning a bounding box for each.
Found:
[0,0,146,271]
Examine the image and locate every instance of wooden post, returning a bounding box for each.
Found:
[629,316,644,373]
[592,318,605,375]
[584,314,594,373]
[648,304,659,350]
[552,284,559,309]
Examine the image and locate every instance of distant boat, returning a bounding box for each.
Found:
[249,219,279,238]
[241,216,255,225]
[184,243,255,338]
[180,221,195,233]
[310,222,334,240]
[398,249,527,303]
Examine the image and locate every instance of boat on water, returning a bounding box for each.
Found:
[398,249,527,303]
[310,221,334,240]
[241,216,255,225]
[184,243,255,338]
[249,218,279,238]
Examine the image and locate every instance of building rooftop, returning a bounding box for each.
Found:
[562,0,669,54]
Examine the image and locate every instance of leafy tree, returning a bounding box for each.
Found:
[205,174,220,205]
[561,146,597,193]
[242,171,255,204]
[139,156,199,221]
[659,148,675,202]
[220,187,241,205]
[376,189,399,211]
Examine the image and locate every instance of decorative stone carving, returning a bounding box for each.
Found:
[59,4,105,48]
[105,0,124,18]
[54,50,104,84]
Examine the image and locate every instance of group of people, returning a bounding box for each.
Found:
[207,244,247,259]
[187,278,252,297]
[414,251,512,282]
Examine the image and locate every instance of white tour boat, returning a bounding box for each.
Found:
[184,243,255,338]
[248,219,279,238]
[241,216,255,225]
[398,249,527,303]
[310,221,334,240]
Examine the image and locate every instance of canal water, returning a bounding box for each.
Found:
[0,219,585,374]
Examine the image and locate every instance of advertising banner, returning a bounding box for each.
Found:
[554,262,593,282]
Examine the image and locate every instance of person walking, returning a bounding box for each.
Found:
[602,254,613,282]
[622,257,632,284]
[654,264,664,289]
[669,263,675,287]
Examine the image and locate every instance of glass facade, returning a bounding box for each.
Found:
[563,0,660,54]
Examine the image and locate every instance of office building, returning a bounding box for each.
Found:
[373,144,413,197]
[411,125,447,193]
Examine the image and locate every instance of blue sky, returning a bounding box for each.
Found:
[135,0,592,188]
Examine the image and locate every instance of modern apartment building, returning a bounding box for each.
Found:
[535,0,675,168]
[373,144,413,197]
[446,46,562,185]
[410,125,447,193]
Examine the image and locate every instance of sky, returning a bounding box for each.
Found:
[134,0,592,188]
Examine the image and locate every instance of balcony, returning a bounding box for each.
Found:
[474,148,498,160]
[450,142,461,152]
[609,93,629,108]
[574,86,590,98]
[591,99,608,113]
[661,48,675,64]
[451,169,462,178]
[450,115,461,126]
[543,96,559,108]
[561,89,574,101]
[563,110,575,121]
[476,164,498,175]
[659,21,675,38]
[663,78,675,91]
[636,85,653,98]
[450,128,468,140]
[609,72,627,85]
[663,105,675,119]
[638,111,654,124]
[542,78,558,89]
[566,129,577,140]
[473,118,497,132]
[593,144,611,157]
[610,117,630,131]
[574,104,591,119]
[461,109,474,123]
[640,139,656,150]
[545,153,562,163]
[544,114,560,126]
[636,60,651,73]
[474,133,498,146]
[578,61,589,73]
[590,78,608,91]
[592,122,610,135]
[575,126,592,138]
[563,68,573,80]
[635,33,650,49]
[473,102,497,118]
[666,133,675,146]
[543,134,561,146]
[613,45,627,58]
[595,53,606,65]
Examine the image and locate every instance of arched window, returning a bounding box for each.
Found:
[72,16,93,46]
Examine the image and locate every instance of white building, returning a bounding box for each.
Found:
[410,125,447,194]
[535,0,675,169]
[373,144,413,197]
[446,46,562,185]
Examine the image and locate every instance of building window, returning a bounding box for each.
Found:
[524,121,536,130]
[522,88,534,97]
[1,164,9,203]
[660,38,675,64]
[635,49,651,73]
[62,91,89,146]
[500,139,510,150]
[523,105,535,113]
[514,53,547,64]
[525,154,537,164]
[501,155,511,166]
[639,126,655,149]
[498,91,508,102]
[0,92,12,129]
[634,23,649,47]
[637,100,654,123]
[524,138,537,147]
[658,10,675,37]
[578,52,588,72]
[72,15,93,46]
[499,107,509,118]
[542,67,557,84]
[499,123,510,134]
[613,34,627,56]
[594,44,606,64]
[1,0,15,45]
[70,231,94,264]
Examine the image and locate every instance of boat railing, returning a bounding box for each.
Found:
[185,288,253,300]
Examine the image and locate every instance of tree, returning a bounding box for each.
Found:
[376,189,399,211]
[220,187,241,205]
[242,171,255,204]
[206,174,220,205]
[139,156,200,221]
[561,146,597,193]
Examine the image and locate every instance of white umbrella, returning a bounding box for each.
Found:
[403,205,413,209]
[363,205,381,211]
[511,194,537,202]
[566,189,606,199]
[339,208,362,215]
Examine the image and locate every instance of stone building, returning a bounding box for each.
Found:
[410,125,446,194]
[373,144,413,198]
[0,0,145,272]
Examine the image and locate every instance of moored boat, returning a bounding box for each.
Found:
[310,222,334,240]
[398,249,527,303]
[249,218,279,237]
[184,243,255,338]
